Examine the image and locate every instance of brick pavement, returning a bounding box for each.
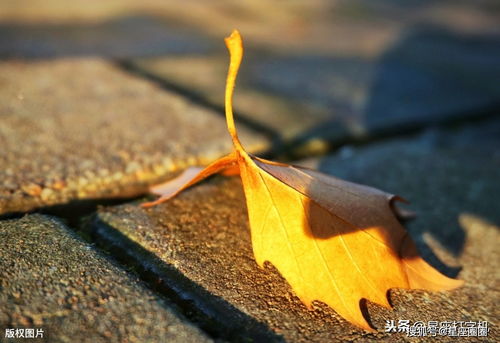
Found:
[1,1,499,342]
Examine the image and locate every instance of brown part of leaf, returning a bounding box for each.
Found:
[224,30,461,330]
[391,202,417,222]
[143,29,463,331]
[238,155,463,330]
[253,157,407,248]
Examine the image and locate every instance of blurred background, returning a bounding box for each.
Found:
[1,3,500,340]
[2,0,499,157]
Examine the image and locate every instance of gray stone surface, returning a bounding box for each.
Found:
[5,1,498,55]
[93,120,499,342]
[1,2,499,341]
[132,27,500,155]
[0,16,215,59]
[130,55,331,147]
[3,1,499,157]
[0,215,211,343]
[0,59,265,215]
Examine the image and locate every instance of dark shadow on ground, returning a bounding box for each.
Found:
[0,191,284,341]
[0,15,215,59]
[2,18,499,160]
[0,197,142,226]
[117,59,285,158]
[291,23,500,283]
[90,216,285,343]
[306,24,500,264]
[0,15,287,158]
[282,29,500,307]
[312,131,500,274]
[246,24,500,158]
[275,24,500,283]
[363,24,500,131]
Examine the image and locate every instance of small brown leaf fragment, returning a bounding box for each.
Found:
[142,30,463,331]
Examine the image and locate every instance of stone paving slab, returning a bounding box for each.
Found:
[129,55,332,147]
[0,58,266,215]
[132,27,500,155]
[0,16,216,59]
[2,1,499,159]
[92,120,500,342]
[0,215,211,343]
[2,1,499,55]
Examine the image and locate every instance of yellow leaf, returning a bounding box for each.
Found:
[142,30,463,331]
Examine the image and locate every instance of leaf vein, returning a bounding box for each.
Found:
[258,172,304,285]
[299,195,356,320]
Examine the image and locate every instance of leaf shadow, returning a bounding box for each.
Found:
[304,191,461,280]
[295,22,500,278]
[295,147,499,330]
[308,139,500,278]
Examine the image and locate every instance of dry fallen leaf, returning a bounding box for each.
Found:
[142,30,463,331]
